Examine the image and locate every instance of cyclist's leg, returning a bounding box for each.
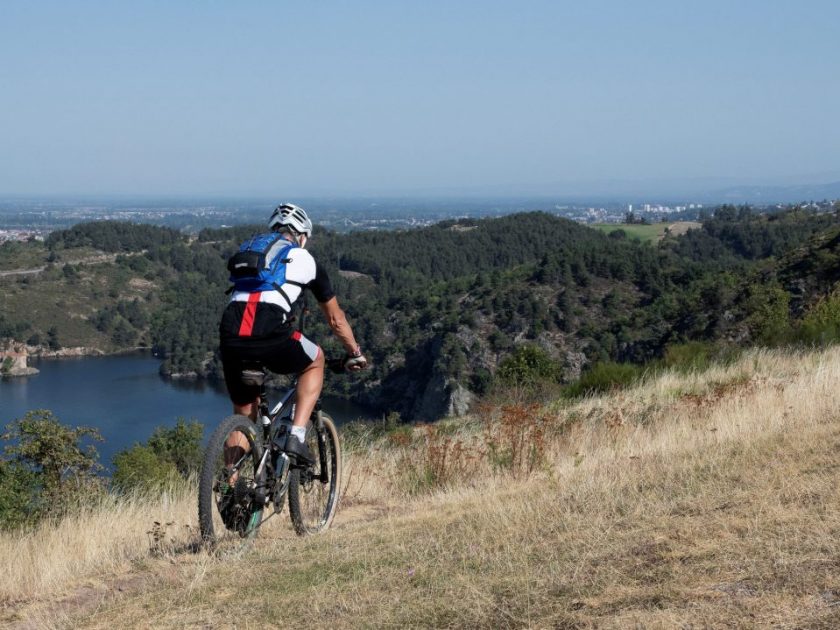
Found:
[220,347,259,471]
[223,415,253,481]
[224,424,252,481]
[221,341,261,420]
[262,331,323,462]
[233,399,258,421]
[268,331,325,428]
[292,350,325,427]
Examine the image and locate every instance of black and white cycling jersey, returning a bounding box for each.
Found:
[220,246,335,341]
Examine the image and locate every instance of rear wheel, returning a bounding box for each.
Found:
[288,413,341,535]
[198,414,265,548]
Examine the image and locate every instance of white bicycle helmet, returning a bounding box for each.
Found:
[268,203,313,237]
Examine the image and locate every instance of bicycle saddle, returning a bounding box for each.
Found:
[239,364,266,387]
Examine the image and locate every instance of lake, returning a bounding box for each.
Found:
[0,353,374,468]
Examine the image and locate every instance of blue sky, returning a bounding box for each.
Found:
[1,1,838,197]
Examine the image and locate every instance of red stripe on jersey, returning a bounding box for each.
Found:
[238,292,262,337]
[292,330,301,341]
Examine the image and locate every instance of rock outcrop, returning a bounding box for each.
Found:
[31,346,105,359]
[411,372,475,421]
[367,337,478,422]
[0,341,39,377]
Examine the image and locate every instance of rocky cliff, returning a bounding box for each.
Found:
[363,336,478,421]
[0,342,39,377]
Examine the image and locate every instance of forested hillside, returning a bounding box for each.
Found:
[3,206,840,419]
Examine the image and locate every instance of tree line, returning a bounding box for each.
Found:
[6,206,840,419]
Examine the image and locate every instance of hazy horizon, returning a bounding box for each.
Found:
[2,1,839,198]
[4,171,840,206]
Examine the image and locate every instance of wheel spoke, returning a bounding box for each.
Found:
[288,415,341,535]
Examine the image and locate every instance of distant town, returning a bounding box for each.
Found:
[0,197,837,243]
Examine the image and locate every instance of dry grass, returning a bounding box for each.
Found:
[0,482,195,605]
[6,346,840,627]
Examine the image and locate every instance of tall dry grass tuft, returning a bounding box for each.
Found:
[338,346,840,508]
[392,424,475,494]
[0,480,197,603]
[484,403,550,477]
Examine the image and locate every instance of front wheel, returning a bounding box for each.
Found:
[198,414,265,547]
[288,412,342,535]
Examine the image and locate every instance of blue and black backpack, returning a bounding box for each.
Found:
[226,233,303,303]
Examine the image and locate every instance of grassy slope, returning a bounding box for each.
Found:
[0,240,46,271]
[0,246,158,350]
[5,346,840,627]
[592,221,700,243]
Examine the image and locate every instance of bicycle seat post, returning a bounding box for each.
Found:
[259,378,268,415]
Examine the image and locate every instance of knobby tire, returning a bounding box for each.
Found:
[288,413,341,535]
[198,414,265,547]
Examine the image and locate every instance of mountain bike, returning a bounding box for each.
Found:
[198,359,344,546]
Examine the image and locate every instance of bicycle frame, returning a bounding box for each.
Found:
[251,373,332,517]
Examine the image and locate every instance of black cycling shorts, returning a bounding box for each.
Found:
[220,331,321,405]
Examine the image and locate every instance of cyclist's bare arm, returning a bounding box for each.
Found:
[318,297,360,353]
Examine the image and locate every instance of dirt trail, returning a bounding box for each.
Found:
[0,267,44,278]
[0,252,144,278]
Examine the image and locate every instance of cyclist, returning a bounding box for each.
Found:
[219,203,368,465]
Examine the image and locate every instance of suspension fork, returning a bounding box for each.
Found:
[258,382,271,441]
[313,407,330,483]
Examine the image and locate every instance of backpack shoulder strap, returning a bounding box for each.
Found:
[264,239,296,267]
[268,242,307,287]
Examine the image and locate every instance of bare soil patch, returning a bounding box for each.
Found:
[667,221,702,238]
[338,269,374,282]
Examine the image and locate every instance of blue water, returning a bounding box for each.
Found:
[0,353,372,468]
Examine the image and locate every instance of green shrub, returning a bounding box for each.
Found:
[661,341,715,372]
[146,419,204,477]
[112,419,203,492]
[112,445,178,492]
[0,460,39,529]
[47,327,60,350]
[497,345,560,386]
[743,282,792,346]
[798,291,840,345]
[564,361,642,398]
[1,410,103,525]
[658,341,739,374]
[469,367,493,395]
